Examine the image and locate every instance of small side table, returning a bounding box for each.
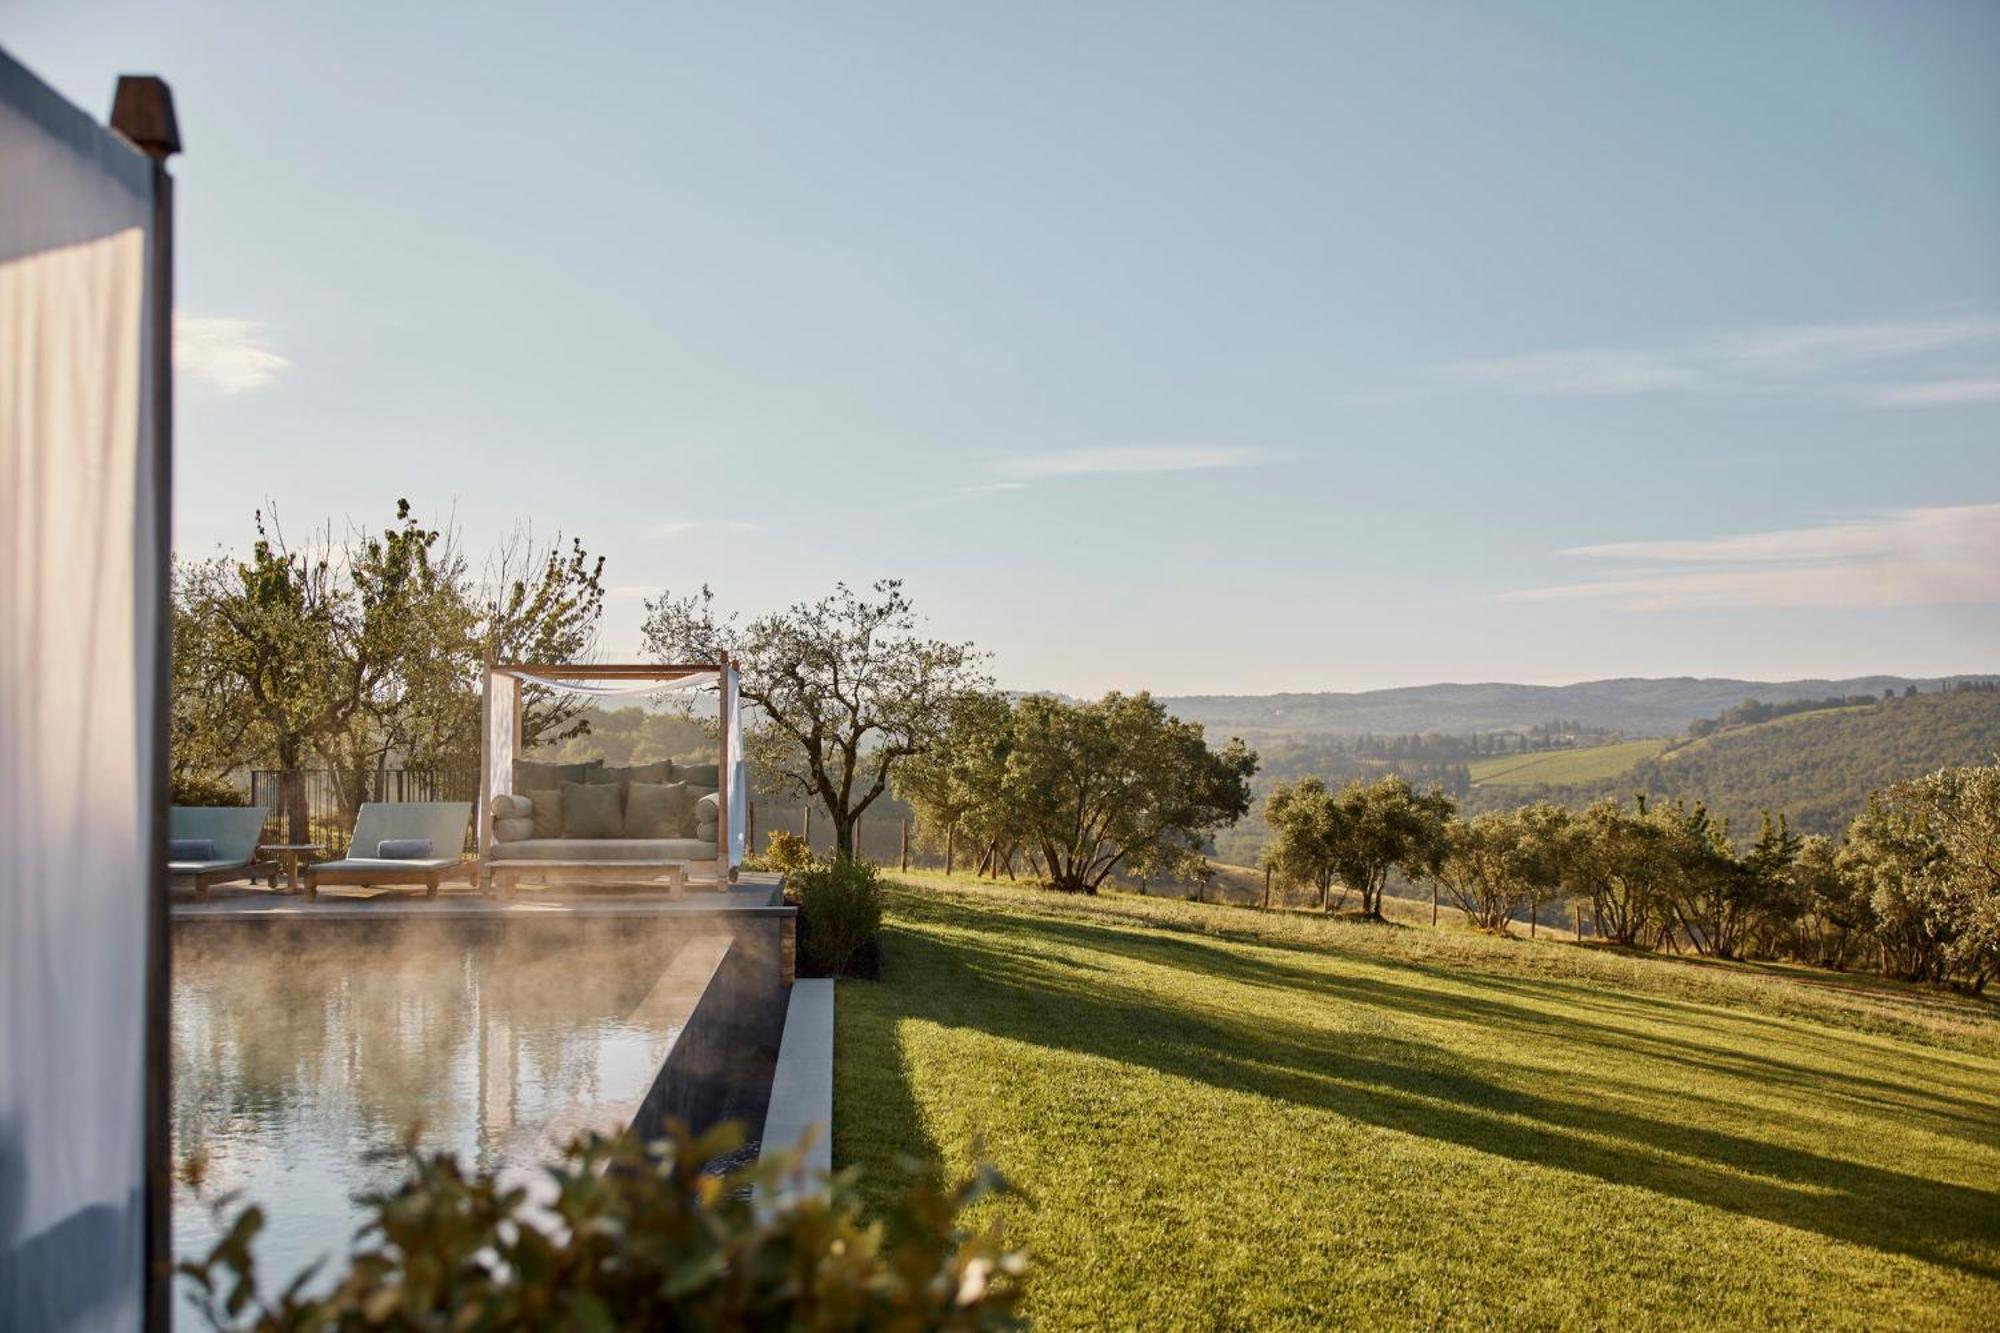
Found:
[260,843,325,895]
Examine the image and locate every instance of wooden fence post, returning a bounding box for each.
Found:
[899,818,909,872]
[1431,882,1438,928]
[802,807,810,844]
[1263,865,1272,911]
[946,825,955,876]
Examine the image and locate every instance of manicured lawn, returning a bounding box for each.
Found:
[1467,737,1669,787]
[835,875,2000,1330]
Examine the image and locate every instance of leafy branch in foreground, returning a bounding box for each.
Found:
[179,1122,1027,1331]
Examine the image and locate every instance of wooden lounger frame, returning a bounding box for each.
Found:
[173,858,278,899]
[303,859,473,899]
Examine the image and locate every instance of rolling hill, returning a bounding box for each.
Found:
[1163,674,1993,739]
[1461,688,2000,835]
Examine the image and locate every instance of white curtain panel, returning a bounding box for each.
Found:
[725,665,745,867]
[0,48,161,1332]
[483,669,518,801]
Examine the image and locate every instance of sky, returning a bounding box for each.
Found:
[11,1,2000,696]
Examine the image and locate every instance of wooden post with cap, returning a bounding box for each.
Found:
[112,70,180,1333]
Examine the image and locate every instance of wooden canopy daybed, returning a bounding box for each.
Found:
[477,657,746,897]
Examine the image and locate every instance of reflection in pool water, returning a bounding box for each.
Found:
[171,926,722,1310]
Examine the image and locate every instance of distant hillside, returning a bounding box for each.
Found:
[1163,675,1993,740]
[1463,689,2000,836]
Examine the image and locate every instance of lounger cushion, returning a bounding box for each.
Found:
[314,856,463,875]
[169,838,216,861]
[376,838,433,860]
[169,859,244,875]
[490,793,533,820]
[493,816,535,843]
[624,781,693,839]
[676,762,720,789]
[526,789,563,838]
[487,838,718,863]
[560,780,623,839]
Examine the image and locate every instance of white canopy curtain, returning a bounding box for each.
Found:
[0,48,173,1332]
[480,662,745,869]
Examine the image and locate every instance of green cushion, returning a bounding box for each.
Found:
[676,762,719,789]
[515,759,596,792]
[525,789,563,839]
[560,780,624,839]
[623,781,692,839]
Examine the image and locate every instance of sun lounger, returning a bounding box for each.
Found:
[303,802,472,898]
[169,806,275,897]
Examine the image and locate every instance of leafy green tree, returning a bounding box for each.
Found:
[1262,776,1346,910]
[1787,834,1864,968]
[997,692,1256,894]
[1510,801,1576,934]
[173,503,607,840]
[1891,765,2000,991]
[1270,774,1453,918]
[179,510,373,841]
[1434,810,1539,932]
[1429,804,1569,933]
[1840,794,1952,983]
[169,559,267,788]
[1569,798,1675,948]
[642,580,990,859]
[898,690,1024,872]
[1655,800,1762,959]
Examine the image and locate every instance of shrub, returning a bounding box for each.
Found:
[791,856,885,978]
[762,829,816,875]
[171,773,248,807]
[178,1122,1026,1331]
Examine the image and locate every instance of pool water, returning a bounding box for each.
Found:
[171,926,726,1312]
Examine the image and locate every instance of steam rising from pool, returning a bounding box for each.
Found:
[171,923,728,1307]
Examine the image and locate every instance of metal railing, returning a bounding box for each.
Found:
[247,766,480,854]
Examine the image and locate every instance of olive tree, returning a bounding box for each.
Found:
[998,692,1256,894]
[641,580,989,859]
[1267,774,1453,918]
[1434,809,1552,932]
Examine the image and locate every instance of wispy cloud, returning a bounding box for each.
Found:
[1873,376,2000,407]
[1504,504,2000,610]
[1448,313,2000,402]
[958,480,1028,496]
[994,444,1276,479]
[1453,350,1695,396]
[1710,315,2000,374]
[175,314,291,392]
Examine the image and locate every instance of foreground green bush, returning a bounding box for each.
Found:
[791,856,886,977]
[179,1123,1025,1331]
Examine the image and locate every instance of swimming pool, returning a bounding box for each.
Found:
[170,921,738,1309]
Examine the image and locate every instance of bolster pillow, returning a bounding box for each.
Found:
[169,838,216,861]
[490,794,534,820]
[376,838,434,860]
[493,817,535,844]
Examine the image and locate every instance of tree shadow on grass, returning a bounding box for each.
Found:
[851,898,2000,1283]
[970,906,2000,1139]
